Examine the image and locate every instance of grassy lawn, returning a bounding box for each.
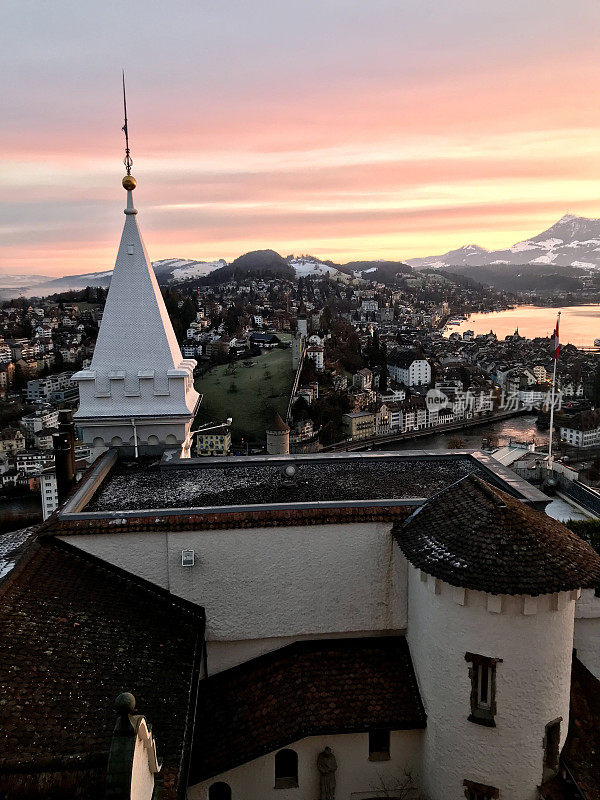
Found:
[194,344,295,443]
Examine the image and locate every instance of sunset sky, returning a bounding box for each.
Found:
[2,0,600,277]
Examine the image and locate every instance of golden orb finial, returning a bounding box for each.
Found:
[122,175,137,191]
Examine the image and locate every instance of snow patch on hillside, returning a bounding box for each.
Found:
[290,257,340,277]
[510,241,538,252]
[572,261,598,269]
[169,260,226,281]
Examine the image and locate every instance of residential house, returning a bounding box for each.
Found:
[387,350,431,387]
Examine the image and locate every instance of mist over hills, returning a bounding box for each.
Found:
[2,215,600,298]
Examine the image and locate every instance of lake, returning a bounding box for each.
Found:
[444,304,600,348]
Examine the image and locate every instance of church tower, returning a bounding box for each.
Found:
[73,81,200,456]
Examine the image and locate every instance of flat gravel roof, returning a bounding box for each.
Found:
[86,454,480,512]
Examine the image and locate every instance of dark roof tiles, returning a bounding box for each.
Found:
[394,474,600,596]
[190,636,425,783]
[0,537,203,799]
[44,505,413,536]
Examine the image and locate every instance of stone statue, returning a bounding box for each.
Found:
[317,746,337,800]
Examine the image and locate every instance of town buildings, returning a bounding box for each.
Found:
[194,422,232,457]
[559,410,600,448]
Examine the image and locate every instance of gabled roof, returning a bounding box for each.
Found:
[189,636,425,784]
[387,349,424,368]
[394,474,600,596]
[0,535,204,800]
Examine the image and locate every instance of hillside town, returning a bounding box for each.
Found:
[2,256,600,529]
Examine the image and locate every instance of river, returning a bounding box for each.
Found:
[376,414,548,452]
[443,304,600,348]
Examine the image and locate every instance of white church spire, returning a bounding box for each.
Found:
[73,78,200,456]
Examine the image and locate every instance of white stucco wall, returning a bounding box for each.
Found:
[575,588,600,679]
[188,730,423,800]
[64,522,407,672]
[407,566,575,800]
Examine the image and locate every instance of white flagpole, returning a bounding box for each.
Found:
[548,311,560,471]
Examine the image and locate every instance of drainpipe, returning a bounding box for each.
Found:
[131,417,138,459]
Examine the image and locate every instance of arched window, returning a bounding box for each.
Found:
[208,782,231,800]
[274,749,298,789]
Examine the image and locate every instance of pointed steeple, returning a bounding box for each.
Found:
[73,84,199,456]
[90,180,185,376]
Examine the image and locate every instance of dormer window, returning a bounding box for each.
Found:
[465,653,501,726]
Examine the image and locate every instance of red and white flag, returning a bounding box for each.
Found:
[553,316,560,361]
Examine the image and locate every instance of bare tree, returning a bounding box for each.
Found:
[371,770,425,800]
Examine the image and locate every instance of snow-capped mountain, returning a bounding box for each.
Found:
[0,259,227,298]
[407,215,600,270]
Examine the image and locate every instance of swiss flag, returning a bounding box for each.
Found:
[553,317,560,361]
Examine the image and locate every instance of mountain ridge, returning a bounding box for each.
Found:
[407,214,600,270]
[3,214,599,297]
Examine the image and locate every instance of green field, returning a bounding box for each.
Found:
[194,345,295,443]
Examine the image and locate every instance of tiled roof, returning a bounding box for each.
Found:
[559,409,600,432]
[44,505,413,536]
[189,636,425,783]
[387,349,423,368]
[266,412,290,432]
[0,527,36,584]
[393,474,600,596]
[0,537,204,800]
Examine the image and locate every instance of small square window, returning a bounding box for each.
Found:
[465,653,501,726]
[369,730,390,761]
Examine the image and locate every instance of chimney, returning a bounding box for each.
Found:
[58,409,76,477]
[53,414,75,502]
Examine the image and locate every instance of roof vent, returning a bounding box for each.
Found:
[181,549,195,568]
[281,463,298,486]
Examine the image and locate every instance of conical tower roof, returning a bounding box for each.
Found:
[91,188,184,373]
[394,474,600,596]
[267,412,290,432]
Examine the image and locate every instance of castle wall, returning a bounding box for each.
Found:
[187,730,423,800]
[574,588,600,679]
[407,565,575,800]
[63,522,407,672]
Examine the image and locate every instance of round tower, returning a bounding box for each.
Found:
[394,474,600,800]
[266,413,290,455]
